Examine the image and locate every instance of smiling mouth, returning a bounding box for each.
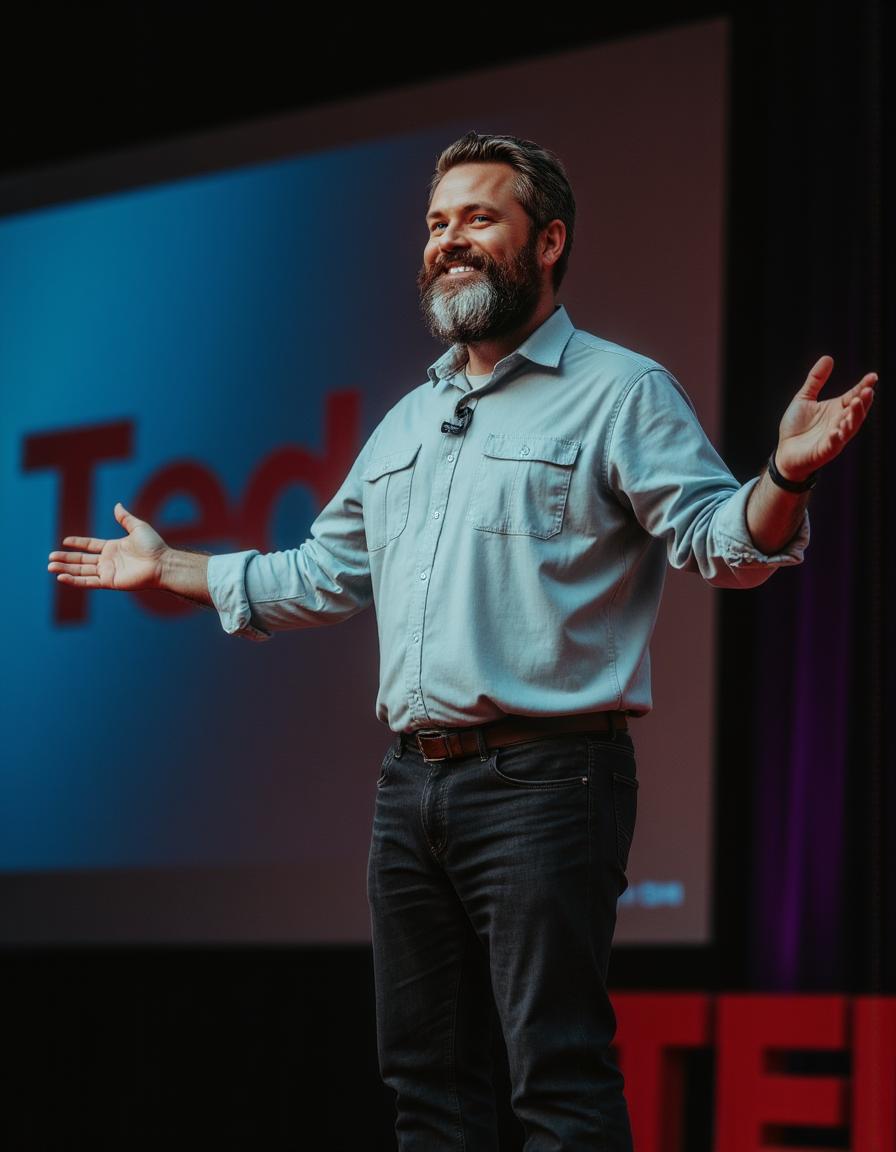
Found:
[443,264,479,276]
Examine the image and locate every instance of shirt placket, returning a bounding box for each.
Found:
[403,393,477,726]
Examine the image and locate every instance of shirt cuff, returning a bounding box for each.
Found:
[715,476,810,567]
[206,550,272,642]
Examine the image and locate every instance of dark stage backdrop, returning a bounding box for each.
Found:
[718,0,893,996]
[3,18,729,947]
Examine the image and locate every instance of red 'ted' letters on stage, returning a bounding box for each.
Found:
[612,993,896,1150]
[715,995,848,1151]
[613,993,711,1152]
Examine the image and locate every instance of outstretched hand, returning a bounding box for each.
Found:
[775,356,877,482]
[47,502,168,591]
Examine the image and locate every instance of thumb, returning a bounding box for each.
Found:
[114,501,139,533]
[798,355,834,401]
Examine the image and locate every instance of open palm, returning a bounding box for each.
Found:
[776,356,877,480]
[47,502,167,591]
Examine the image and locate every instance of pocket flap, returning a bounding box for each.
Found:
[482,434,580,467]
[361,443,421,482]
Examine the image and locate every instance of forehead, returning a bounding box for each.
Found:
[427,162,523,215]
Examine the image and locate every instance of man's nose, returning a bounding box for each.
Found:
[437,221,470,250]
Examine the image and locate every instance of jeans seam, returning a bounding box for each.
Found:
[586,738,595,968]
[586,738,609,1151]
[435,774,450,856]
[612,772,638,873]
[449,933,469,1152]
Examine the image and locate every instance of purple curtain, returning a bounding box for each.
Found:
[722,0,891,992]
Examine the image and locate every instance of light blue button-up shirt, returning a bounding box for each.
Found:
[207,305,808,732]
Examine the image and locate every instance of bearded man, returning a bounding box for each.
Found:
[48,132,877,1151]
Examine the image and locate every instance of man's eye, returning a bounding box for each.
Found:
[472,215,490,223]
[430,222,447,232]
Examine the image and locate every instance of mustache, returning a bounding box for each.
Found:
[417,252,492,294]
[433,253,488,275]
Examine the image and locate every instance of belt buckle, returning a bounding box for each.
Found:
[416,729,451,763]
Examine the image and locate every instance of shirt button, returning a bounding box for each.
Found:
[432,509,441,519]
[521,445,530,456]
[446,453,455,463]
[413,633,420,643]
[420,571,428,581]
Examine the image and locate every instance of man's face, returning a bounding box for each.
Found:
[418,162,545,345]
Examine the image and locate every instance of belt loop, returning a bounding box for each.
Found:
[475,726,488,762]
[393,733,405,759]
[608,711,617,741]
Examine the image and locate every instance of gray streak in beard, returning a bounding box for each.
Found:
[426,279,497,342]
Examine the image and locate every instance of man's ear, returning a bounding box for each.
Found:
[539,219,567,271]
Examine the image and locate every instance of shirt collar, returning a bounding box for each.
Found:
[426,304,575,387]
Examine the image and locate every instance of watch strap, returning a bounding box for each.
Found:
[768,451,817,493]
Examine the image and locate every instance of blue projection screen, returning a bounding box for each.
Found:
[2,17,728,943]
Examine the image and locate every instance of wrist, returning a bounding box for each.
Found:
[158,546,212,605]
[768,450,817,493]
[157,546,175,592]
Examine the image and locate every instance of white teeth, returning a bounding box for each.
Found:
[448,266,474,274]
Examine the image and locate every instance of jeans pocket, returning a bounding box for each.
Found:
[489,737,589,789]
[468,433,580,539]
[362,444,421,551]
[376,746,395,787]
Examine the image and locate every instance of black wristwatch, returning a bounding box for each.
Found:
[767,451,817,493]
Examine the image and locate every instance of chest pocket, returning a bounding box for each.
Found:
[469,433,580,539]
[361,444,421,552]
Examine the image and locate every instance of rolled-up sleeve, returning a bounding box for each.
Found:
[606,368,809,589]
[707,473,809,585]
[207,549,273,641]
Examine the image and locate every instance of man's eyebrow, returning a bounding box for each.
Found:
[425,201,501,223]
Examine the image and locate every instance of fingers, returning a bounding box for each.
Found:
[47,544,104,582]
[840,372,878,408]
[823,392,873,456]
[51,571,102,587]
[48,550,100,566]
[835,393,872,443]
[47,554,99,578]
[801,358,878,407]
[47,503,131,568]
[55,537,106,553]
[835,401,859,443]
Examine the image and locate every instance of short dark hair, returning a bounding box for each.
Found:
[428,131,576,290]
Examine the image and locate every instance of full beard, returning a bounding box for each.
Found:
[417,231,542,346]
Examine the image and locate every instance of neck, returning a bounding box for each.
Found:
[465,296,557,375]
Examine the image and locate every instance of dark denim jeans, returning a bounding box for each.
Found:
[367,729,638,1151]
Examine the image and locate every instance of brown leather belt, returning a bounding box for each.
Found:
[405,711,628,763]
